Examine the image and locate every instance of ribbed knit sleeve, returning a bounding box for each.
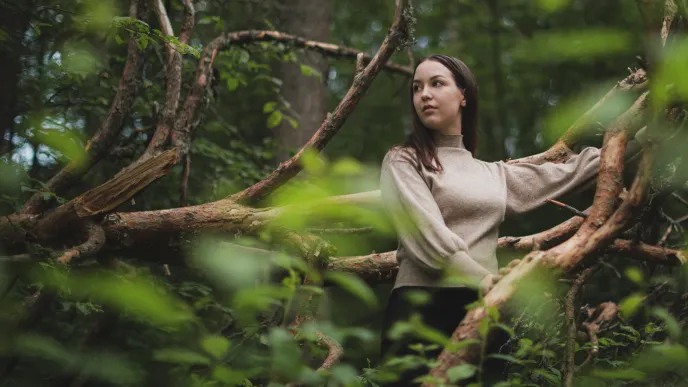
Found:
[502,147,601,217]
[380,150,492,279]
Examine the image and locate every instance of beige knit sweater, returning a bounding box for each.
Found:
[380,132,600,289]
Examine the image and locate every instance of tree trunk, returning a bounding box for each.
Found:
[0,0,31,153]
[274,0,331,162]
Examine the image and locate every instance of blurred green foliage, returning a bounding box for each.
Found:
[0,0,687,386]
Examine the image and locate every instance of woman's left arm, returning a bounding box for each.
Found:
[502,147,601,217]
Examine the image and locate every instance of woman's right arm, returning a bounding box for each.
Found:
[380,152,491,280]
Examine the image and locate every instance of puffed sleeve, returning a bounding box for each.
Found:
[502,147,601,217]
[380,150,492,279]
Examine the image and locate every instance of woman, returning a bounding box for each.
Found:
[378,54,602,386]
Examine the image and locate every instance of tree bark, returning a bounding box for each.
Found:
[274,0,332,162]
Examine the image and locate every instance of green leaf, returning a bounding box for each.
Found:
[324,272,377,307]
[514,29,631,63]
[286,116,299,129]
[300,64,322,80]
[487,353,523,365]
[478,318,490,338]
[267,110,283,129]
[201,335,230,359]
[153,348,211,365]
[487,305,500,321]
[226,77,240,91]
[269,328,302,380]
[535,0,572,12]
[651,307,681,340]
[447,364,477,382]
[263,101,278,113]
[619,293,645,319]
[35,128,87,167]
[39,269,192,327]
[331,364,359,385]
[625,267,644,285]
[593,368,645,381]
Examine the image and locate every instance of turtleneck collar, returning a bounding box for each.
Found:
[432,131,466,149]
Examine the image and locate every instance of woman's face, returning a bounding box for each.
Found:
[412,60,466,133]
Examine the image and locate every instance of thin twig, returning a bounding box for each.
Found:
[547,199,588,218]
[563,264,601,387]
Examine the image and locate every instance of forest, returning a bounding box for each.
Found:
[0,0,687,386]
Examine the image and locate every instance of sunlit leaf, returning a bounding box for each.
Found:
[535,0,572,12]
[619,293,645,319]
[35,128,87,167]
[447,364,477,382]
[593,368,646,380]
[193,238,273,291]
[269,328,302,380]
[651,37,688,112]
[75,0,117,33]
[299,147,327,175]
[267,110,283,129]
[325,271,377,307]
[154,348,211,365]
[514,29,631,63]
[201,335,230,359]
[651,307,681,341]
[263,101,278,113]
[331,364,359,385]
[625,267,644,286]
[542,82,635,145]
[300,64,322,80]
[38,269,192,327]
[331,157,363,176]
[61,42,101,77]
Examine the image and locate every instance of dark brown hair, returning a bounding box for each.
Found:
[401,54,479,173]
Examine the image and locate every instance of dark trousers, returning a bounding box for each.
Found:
[379,286,508,386]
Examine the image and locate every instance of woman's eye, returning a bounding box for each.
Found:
[432,80,442,87]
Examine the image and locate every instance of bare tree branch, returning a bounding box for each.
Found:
[218,30,412,77]
[21,0,149,215]
[563,264,600,387]
[55,222,106,264]
[230,0,413,204]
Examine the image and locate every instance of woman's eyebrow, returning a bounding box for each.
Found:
[412,75,446,83]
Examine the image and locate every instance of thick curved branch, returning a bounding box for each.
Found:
[56,222,106,264]
[21,0,149,215]
[230,0,413,204]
